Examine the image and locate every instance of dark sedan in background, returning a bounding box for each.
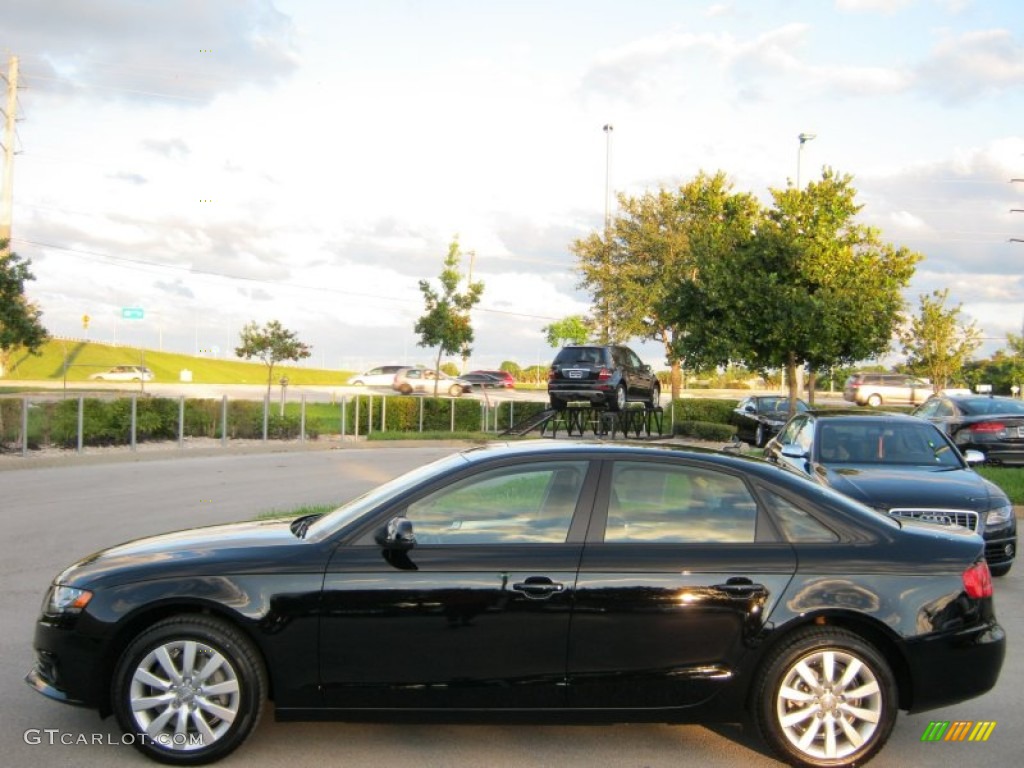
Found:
[732,395,809,447]
[27,442,1004,767]
[913,393,1024,466]
[765,411,1016,576]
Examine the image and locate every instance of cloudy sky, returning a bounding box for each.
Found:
[3,0,1023,373]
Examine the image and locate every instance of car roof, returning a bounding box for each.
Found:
[804,410,922,423]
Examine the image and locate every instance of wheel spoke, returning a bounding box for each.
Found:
[780,704,817,728]
[195,651,228,684]
[145,706,176,738]
[838,657,863,689]
[181,641,198,677]
[134,668,171,690]
[844,680,880,700]
[201,679,240,697]
[821,651,836,685]
[154,646,183,684]
[838,714,866,747]
[132,692,175,711]
[839,702,881,724]
[823,714,838,758]
[191,709,218,744]
[197,697,237,724]
[794,660,821,690]
[778,684,816,704]
[797,716,823,750]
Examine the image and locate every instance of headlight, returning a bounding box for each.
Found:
[44,585,93,615]
[985,504,1014,526]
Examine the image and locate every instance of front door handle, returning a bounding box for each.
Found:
[713,577,766,599]
[512,576,565,599]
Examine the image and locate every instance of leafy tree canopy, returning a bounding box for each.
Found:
[0,242,49,375]
[542,315,591,348]
[234,319,312,398]
[414,239,484,395]
[900,288,981,391]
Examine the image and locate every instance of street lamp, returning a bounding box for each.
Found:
[796,132,816,189]
[603,124,614,231]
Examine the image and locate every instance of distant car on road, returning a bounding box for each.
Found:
[764,410,1016,576]
[468,369,515,388]
[459,372,507,389]
[732,395,809,447]
[347,365,405,387]
[88,365,154,382]
[842,372,931,407]
[392,367,472,397]
[913,393,1024,466]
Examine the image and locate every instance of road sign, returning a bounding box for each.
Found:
[122,307,144,320]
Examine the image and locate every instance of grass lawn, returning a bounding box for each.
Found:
[976,466,1024,506]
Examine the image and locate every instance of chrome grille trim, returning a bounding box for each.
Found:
[888,507,979,531]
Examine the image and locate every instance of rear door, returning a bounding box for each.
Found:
[567,459,796,708]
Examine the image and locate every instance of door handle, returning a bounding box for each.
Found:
[713,577,765,599]
[512,576,565,599]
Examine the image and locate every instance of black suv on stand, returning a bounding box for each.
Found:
[547,344,660,411]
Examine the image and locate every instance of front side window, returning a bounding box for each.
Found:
[605,462,758,543]
[405,461,588,544]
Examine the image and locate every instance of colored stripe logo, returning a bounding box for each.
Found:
[921,721,996,742]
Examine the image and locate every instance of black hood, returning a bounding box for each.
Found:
[817,464,998,512]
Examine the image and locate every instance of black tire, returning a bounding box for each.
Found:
[448,385,463,397]
[990,562,1012,578]
[549,395,566,411]
[755,423,766,448]
[610,384,627,412]
[112,615,267,765]
[753,627,897,768]
[646,383,661,410]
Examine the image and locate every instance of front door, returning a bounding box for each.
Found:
[319,459,595,709]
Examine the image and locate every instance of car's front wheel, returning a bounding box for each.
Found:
[753,627,897,768]
[646,383,660,410]
[755,423,766,447]
[112,614,267,765]
[866,394,883,407]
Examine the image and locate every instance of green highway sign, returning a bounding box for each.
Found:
[121,307,144,320]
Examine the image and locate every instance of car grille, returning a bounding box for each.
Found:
[888,508,979,531]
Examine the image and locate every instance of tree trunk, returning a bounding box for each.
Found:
[434,348,443,397]
[786,352,799,415]
[807,369,816,406]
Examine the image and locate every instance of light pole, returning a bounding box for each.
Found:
[796,132,816,189]
[603,124,614,231]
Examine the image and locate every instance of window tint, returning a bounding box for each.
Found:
[605,462,757,543]
[405,461,588,544]
[761,490,838,542]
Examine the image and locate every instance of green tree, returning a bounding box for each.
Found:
[667,169,919,409]
[234,320,312,400]
[499,360,522,380]
[900,289,980,391]
[414,239,484,396]
[542,315,591,347]
[0,242,49,377]
[573,171,760,400]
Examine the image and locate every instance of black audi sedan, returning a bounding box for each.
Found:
[912,393,1024,466]
[764,411,1017,576]
[27,442,1004,767]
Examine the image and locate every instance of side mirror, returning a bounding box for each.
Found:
[376,516,417,551]
[781,444,809,460]
[963,449,986,466]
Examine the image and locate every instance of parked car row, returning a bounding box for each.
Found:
[347,366,517,397]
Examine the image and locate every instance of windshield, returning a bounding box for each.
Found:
[304,452,470,540]
[816,421,963,467]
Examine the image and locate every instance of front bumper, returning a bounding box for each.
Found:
[25,616,106,711]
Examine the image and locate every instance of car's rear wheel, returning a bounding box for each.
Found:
[755,423,766,447]
[112,615,266,765]
[866,394,883,407]
[448,384,463,397]
[753,627,896,768]
[399,383,413,395]
[610,384,627,412]
[549,396,566,411]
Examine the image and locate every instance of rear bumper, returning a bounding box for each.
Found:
[904,621,1005,713]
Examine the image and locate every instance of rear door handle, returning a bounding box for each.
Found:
[512,576,565,599]
[713,577,766,599]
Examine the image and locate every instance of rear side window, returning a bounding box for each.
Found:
[760,490,838,542]
[605,462,758,543]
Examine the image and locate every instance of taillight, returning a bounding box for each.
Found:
[597,368,612,381]
[969,422,1005,434]
[962,561,993,598]
[547,367,556,382]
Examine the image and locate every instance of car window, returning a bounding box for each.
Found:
[759,490,839,542]
[604,462,758,543]
[404,461,588,544]
[817,422,960,466]
[777,415,807,445]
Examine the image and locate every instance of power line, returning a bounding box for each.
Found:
[11,237,567,322]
